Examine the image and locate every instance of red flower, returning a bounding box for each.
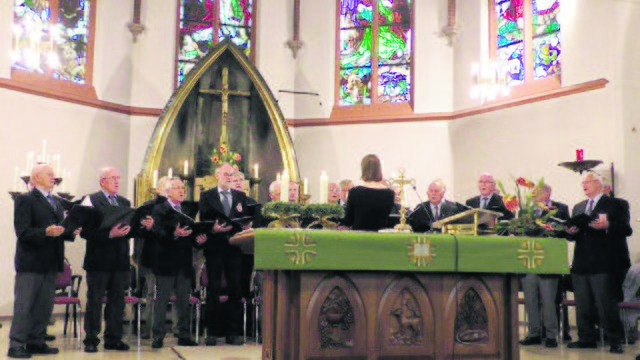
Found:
[233,153,242,161]
[503,194,519,212]
[516,177,535,188]
[536,219,554,231]
[211,155,219,163]
[220,144,228,154]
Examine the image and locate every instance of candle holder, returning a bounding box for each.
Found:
[389,168,414,233]
[9,191,22,201]
[558,160,603,174]
[249,177,262,202]
[299,194,311,205]
[20,175,31,188]
[56,192,74,201]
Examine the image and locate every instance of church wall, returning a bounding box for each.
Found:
[0,88,131,316]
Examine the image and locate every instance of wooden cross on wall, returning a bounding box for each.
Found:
[200,66,251,146]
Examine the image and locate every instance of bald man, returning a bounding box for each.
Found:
[465,173,514,220]
[409,179,460,232]
[8,164,77,358]
[81,167,153,353]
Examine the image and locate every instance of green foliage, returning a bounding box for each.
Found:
[262,201,303,217]
[302,204,345,219]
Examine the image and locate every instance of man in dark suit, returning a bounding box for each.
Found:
[565,172,628,354]
[519,183,570,348]
[199,163,251,346]
[465,173,514,220]
[8,164,78,358]
[81,167,154,353]
[409,179,460,232]
[150,178,205,349]
[601,174,632,303]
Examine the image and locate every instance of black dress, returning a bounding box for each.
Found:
[343,186,395,231]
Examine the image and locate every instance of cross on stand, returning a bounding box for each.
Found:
[199,66,251,146]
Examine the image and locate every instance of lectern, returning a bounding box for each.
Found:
[433,208,503,236]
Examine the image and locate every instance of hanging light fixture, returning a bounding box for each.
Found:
[470,59,510,103]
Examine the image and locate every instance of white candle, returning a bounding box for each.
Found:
[280,169,289,202]
[53,154,61,176]
[129,239,134,257]
[41,140,47,162]
[276,172,281,182]
[183,160,189,176]
[254,163,259,178]
[303,178,309,195]
[152,170,158,188]
[14,167,19,191]
[319,171,328,204]
[168,168,173,179]
[60,169,67,192]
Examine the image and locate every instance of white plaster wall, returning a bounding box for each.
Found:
[0,89,130,316]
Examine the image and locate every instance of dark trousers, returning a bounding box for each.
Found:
[9,272,56,349]
[205,245,243,337]
[573,273,624,343]
[84,271,129,345]
[153,270,192,340]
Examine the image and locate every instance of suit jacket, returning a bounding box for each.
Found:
[136,198,159,269]
[549,200,570,221]
[610,197,632,272]
[13,189,67,273]
[81,191,132,272]
[409,200,460,233]
[466,194,515,220]
[150,201,198,278]
[199,187,250,255]
[568,195,632,275]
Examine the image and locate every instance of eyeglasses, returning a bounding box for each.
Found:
[478,180,495,184]
[102,176,120,181]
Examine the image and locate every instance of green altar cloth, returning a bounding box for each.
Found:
[254,229,569,274]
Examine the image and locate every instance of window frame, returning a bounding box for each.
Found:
[488,0,560,99]
[174,0,258,89]
[10,0,98,99]
[331,0,415,118]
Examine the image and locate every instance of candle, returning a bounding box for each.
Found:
[254,163,259,178]
[168,168,173,179]
[303,178,309,195]
[53,154,60,176]
[14,167,19,191]
[26,152,34,173]
[280,169,290,202]
[183,160,189,176]
[276,172,281,182]
[129,239,134,257]
[61,169,67,192]
[152,170,158,188]
[41,140,47,162]
[576,148,584,161]
[319,171,328,204]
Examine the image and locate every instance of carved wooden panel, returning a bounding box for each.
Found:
[303,274,367,359]
[442,276,502,358]
[377,276,436,359]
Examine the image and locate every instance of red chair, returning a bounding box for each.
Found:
[54,260,82,339]
[167,293,202,342]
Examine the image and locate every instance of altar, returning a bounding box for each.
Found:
[254,229,569,360]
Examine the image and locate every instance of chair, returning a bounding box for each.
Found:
[101,265,142,348]
[167,293,202,342]
[618,302,640,344]
[54,260,82,339]
[200,265,248,343]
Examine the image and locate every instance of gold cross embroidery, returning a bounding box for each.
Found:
[284,232,317,265]
[517,239,545,269]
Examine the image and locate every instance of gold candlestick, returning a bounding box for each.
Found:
[389,168,414,233]
[249,177,262,202]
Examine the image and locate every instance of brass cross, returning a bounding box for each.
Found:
[200,66,251,146]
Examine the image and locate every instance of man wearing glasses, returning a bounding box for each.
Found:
[81,167,154,353]
[465,173,514,220]
[199,163,251,346]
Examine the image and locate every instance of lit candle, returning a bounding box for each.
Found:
[280,169,289,202]
[53,154,61,176]
[254,163,259,178]
[129,239,134,257]
[183,160,189,176]
[576,148,584,161]
[14,167,19,191]
[152,170,158,188]
[276,172,281,182]
[25,152,33,173]
[303,178,309,195]
[168,168,173,179]
[41,140,47,162]
[319,171,328,204]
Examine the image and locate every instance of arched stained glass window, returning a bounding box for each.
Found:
[336,0,413,112]
[492,0,560,93]
[176,0,256,86]
[11,0,96,95]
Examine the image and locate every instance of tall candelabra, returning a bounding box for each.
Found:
[389,168,414,232]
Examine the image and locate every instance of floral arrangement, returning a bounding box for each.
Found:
[301,204,345,230]
[496,177,563,236]
[262,201,303,228]
[211,143,242,171]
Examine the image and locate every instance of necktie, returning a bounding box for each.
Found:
[174,204,182,213]
[586,199,594,215]
[109,195,118,206]
[47,194,57,211]
[481,197,488,209]
[221,191,232,216]
[433,205,439,220]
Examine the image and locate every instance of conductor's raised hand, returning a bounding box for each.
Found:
[213,220,232,233]
[109,223,131,238]
[46,225,65,237]
[141,215,154,230]
[174,224,192,238]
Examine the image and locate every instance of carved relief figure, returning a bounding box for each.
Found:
[319,287,355,349]
[389,289,422,345]
[454,288,489,344]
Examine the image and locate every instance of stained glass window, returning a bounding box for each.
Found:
[493,0,561,88]
[12,0,94,85]
[177,0,255,86]
[338,0,412,106]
